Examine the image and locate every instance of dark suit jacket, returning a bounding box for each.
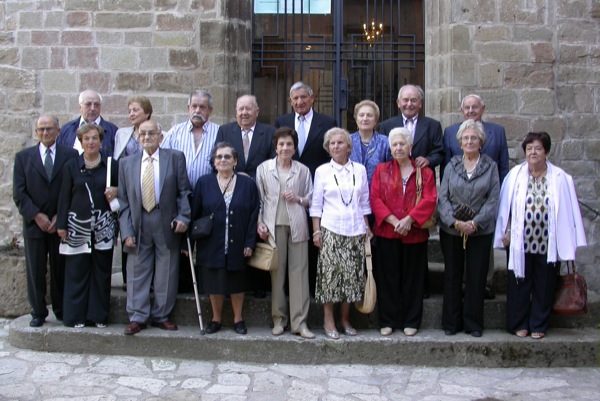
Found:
[118,149,192,252]
[442,121,509,183]
[57,117,118,157]
[378,115,445,169]
[275,111,336,177]
[215,121,276,179]
[192,173,259,271]
[13,144,78,239]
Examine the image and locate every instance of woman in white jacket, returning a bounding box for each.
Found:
[494,132,586,340]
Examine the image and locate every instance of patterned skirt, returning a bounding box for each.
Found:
[315,227,365,304]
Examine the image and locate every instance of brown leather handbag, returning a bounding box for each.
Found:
[552,261,588,316]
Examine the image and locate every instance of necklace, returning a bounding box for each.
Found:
[462,154,480,174]
[84,155,101,169]
[217,174,235,193]
[332,162,355,207]
[529,166,547,182]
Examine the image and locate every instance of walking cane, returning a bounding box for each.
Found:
[186,236,205,335]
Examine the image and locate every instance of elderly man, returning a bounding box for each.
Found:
[57,90,117,157]
[118,119,192,335]
[443,94,510,299]
[216,94,275,298]
[13,115,78,327]
[275,81,336,177]
[378,84,444,299]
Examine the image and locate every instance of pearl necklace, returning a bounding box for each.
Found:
[84,155,101,169]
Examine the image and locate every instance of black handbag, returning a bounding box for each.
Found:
[452,203,477,221]
[190,214,214,240]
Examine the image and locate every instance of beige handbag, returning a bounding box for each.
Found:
[355,236,376,314]
[247,234,278,271]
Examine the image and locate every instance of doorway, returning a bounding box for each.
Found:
[252,0,425,131]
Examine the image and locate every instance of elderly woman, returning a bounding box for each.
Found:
[438,119,499,337]
[57,124,119,328]
[370,127,437,337]
[113,95,153,290]
[256,127,315,339]
[192,142,259,335]
[494,132,586,339]
[310,128,372,339]
[349,100,391,185]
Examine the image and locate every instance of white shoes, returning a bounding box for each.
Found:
[272,325,284,336]
[380,327,392,336]
[403,328,417,336]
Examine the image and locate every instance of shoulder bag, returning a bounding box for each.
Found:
[247,233,278,271]
[190,175,233,241]
[355,236,377,314]
[553,261,588,315]
[414,167,438,229]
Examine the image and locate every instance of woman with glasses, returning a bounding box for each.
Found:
[438,119,499,338]
[191,142,259,335]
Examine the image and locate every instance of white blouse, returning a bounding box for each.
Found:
[310,159,371,236]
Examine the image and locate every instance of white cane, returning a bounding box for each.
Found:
[186,237,205,335]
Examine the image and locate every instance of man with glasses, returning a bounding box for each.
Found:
[57,90,117,156]
[442,94,509,299]
[162,90,220,293]
[13,114,78,327]
[118,119,191,335]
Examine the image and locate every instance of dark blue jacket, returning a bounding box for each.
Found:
[57,117,118,157]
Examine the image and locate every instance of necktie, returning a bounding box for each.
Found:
[297,116,306,155]
[242,130,250,161]
[405,118,415,138]
[44,148,53,181]
[142,157,156,212]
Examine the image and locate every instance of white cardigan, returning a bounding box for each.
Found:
[494,160,587,278]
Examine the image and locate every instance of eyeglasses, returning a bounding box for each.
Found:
[36,127,56,133]
[81,102,101,108]
[139,131,159,137]
[215,154,233,160]
[461,136,480,143]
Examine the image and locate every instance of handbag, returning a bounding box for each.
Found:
[452,203,477,222]
[552,261,588,316]
[247,234,278,271]
[415,167,438,229]
[355,236,377,314]
[190,214,214,240]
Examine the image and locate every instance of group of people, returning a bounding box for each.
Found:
[13,83,586,342]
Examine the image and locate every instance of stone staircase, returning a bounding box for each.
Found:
[8,238,600,367]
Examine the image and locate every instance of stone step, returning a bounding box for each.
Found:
[9,315,599,367]
[108,287,599,331]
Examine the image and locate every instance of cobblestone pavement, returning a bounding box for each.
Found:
[1,319,599,400]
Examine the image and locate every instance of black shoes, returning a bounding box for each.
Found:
[233,320,247,335]
[484,286,496,300]
[30,317,44,327]
[444,329,456,336]
[470,331,482,337]
[205,321,221,334]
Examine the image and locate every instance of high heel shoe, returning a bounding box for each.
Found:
[341,326,357,336]
[323,326,340,340]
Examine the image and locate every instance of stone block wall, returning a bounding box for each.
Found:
[0,0,251,248]
[426,0,600,289]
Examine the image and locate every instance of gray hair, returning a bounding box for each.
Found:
[34,114,60,129]
[189,89,213,108]
[456,119,486,146]
[460,94,485,110]
[388,127,413,148]
[289,81,314,97]
[397,84,424,101]
[78,90,103,104]
[323,127,352,154]
[236,94,259,109]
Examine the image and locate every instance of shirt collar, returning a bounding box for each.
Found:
[79,116,102,126]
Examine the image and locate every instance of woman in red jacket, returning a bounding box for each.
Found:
[370,127,437,337]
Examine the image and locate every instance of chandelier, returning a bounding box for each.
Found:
[363,20,383,42]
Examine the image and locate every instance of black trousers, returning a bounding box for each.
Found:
[374,237,427,329]
[440,231,492,333]
[24,235,65,319]
[63,248,113,326]
[506,252,559,334]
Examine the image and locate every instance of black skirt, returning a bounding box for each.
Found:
[199,264,247,295]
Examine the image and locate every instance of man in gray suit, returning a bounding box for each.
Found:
[118,119,192,335]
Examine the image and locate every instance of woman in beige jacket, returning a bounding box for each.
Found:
[256,127,315,339]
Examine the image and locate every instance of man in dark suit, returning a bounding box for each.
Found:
[215,94,276,179]
[275,81,336,177]
[57,90,117,157]
[378,84,444,171]
[216,94,275,298]
[442,94,510,299]
[274,82,336,296]
[118,119,192,335]
[378,84,444,299]
[13,114,78,327]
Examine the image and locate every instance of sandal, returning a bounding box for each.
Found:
[531,332,545,339]
[515,330,528,338]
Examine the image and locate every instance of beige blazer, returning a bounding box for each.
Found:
[256,157,313,243]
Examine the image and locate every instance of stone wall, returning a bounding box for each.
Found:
[426,0,600,289]
[0,0,252,247]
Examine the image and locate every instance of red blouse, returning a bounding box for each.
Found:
[369,159,437,243]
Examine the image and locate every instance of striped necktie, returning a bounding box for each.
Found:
[44,148,53,181]
[297,115,306,155]
[142,157,156,212]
